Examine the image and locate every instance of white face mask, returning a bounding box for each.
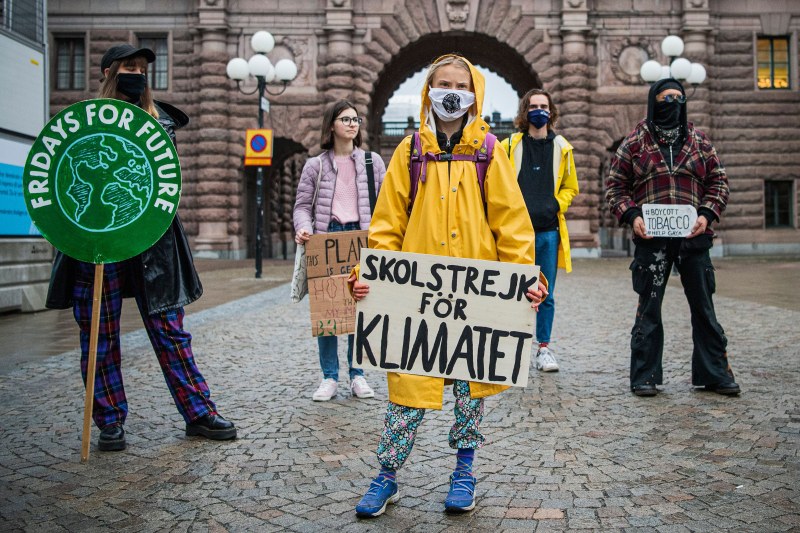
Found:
[428,87,476,121]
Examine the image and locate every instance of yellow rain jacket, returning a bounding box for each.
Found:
[499,132,579,272]
[364,57,537,409]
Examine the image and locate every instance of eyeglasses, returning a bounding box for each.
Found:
[662,95,687,104]
[337,116,363,126]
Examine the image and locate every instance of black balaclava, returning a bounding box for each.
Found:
[646,78,687,144]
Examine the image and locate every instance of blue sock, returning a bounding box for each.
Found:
[456,449,474,474]
[378,466,396,481]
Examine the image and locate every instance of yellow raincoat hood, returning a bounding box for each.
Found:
[418,55,490,158]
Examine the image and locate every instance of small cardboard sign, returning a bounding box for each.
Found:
[306,230,367,337]
[309,274,356,336]
[354,249,540,387]
[306,230,368,279]
[643,204,698,238]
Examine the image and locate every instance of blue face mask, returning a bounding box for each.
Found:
[527,109,550,129]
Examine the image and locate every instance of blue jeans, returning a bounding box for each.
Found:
[535,230,559,344]
[318,220,364,381]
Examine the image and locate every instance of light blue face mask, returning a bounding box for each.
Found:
[527,109,550,129]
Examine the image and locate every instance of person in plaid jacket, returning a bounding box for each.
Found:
[605,77,740,398]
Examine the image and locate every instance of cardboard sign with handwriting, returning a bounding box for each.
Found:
[306,230,368,279]
[309,274,356,336]
[306,230,367,336]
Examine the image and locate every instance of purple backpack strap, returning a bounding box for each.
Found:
[407,131,495,214]
[475,133,496,205]
[408,132,423,214]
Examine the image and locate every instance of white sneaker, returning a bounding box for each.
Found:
[312,378,338,401]
[535,346,559,372]
[350,376,375,398]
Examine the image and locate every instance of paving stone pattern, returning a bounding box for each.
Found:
[0,269,798,532]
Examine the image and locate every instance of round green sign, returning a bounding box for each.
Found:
[23,99,181,264]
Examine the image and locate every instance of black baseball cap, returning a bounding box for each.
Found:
[100,44,155,76]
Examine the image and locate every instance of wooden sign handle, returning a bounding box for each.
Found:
[80,263,104,463]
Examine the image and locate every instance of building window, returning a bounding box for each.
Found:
[54,37,85,90]
[757,36,790,89]
[765,180,794,228]
[138,36,168,90]
[2,0,45,44]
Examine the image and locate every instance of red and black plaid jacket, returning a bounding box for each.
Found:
[605,120,729,231]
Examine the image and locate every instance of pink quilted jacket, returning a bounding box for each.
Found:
[293,147,386,234]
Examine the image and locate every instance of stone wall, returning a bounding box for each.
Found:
[44,0,800,258]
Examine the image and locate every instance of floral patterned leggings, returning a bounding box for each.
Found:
[376,380,485,470]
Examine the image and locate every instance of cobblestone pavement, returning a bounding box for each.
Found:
[0,259,798,531]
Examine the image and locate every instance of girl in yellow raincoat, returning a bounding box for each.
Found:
[351,55,547,517]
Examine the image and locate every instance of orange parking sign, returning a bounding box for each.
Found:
[245,129,273,166]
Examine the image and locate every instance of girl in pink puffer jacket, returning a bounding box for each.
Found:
[292,99,386,402]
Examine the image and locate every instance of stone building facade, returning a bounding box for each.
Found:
[46,0,800,259]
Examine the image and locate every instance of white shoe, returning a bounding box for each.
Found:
[535,346,559,372]
[350,376,375,398]
[312,378,338,401]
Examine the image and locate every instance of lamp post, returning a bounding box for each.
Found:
[226,31,298,278]
[640,35,706,94]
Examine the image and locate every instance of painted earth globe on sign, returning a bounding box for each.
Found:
[56,133,153,232]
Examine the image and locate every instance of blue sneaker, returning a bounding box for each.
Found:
[355,475,399,517]
[444,471,476,512]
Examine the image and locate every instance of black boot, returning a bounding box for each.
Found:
[98,424,126,451]
[186,414,237,440]
[702,382,741,396]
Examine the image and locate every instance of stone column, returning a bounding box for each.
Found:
[318,1,356,105]
[682,0,712,134]
[192,0,239,257]
[559,0,598,254]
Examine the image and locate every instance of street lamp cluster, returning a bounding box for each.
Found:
[226,31,298,278]
[226,31,298,96]
[640,35,707,89]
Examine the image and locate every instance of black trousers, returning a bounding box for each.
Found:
[629,237,736,388]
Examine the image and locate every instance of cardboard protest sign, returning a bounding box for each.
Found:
[355,249,540,387]
[306,230,367,337]
[643,204,697,238]
[306,230,368,279]
[23,99,180,264]
[21,98,181,463]
[309,274,356,336]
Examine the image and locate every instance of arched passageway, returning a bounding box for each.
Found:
[367,32,543,158]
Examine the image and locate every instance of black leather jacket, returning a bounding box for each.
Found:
[46,101,203,315]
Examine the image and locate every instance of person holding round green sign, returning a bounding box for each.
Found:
[42,44,236,452]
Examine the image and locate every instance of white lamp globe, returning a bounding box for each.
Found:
[226,57,249,81]
[248,54,273,78]
[251,31,275,54]
[661,35,684,58]
[660,65,672,79]
[687,63,707,85]
[640,60,663,82]
[670,57,693,80]
[274,59,298,82]
[264,62,276,83]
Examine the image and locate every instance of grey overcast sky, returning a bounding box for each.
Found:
[382,65,520,122]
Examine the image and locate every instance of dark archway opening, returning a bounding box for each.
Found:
[244,136,306,259]
[367,31,543,157]
[598,137,628,257]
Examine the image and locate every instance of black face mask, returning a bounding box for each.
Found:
[653,100,682,128]
[117,73,147,100]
